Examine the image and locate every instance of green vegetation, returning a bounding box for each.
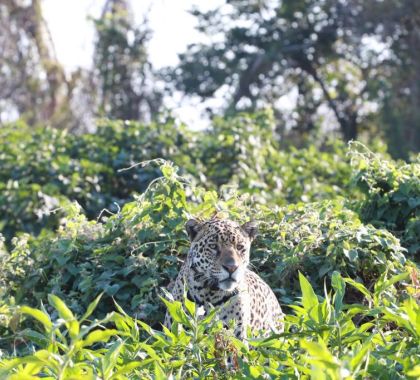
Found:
[0,118,197,243]
[0,272,418,378]
[350,144,420,256]
[0,112,419,379]
[0,111,356,244]
[1,0,419,377]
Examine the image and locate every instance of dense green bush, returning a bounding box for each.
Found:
[0,119,197,243]
[253,200,407,303]
[0,162,411,334]
[350,142,420,257]
[0,111,358,245]
[0,113,418,378]
[198,110,356,205]
[0,272,418,379]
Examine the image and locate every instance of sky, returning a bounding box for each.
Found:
[43,0,224,71]
[41,0,300,128]
[42,0,226,127]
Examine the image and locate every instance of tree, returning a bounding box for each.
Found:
[93,0,162,121]
[170,0,419,154]
[349,0,420,158]
[0,0,95,131]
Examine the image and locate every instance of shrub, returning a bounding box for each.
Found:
[0,117,418,378]
[252,200,407,304]
[350,142,420,257]
[0,112,359,245]
[0,272,418,379]
[199,110,356,205]
[0,119,197,244]
[0,163,409,333]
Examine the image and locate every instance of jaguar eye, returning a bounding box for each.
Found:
[208,243,217,250]
[237,244,245,251]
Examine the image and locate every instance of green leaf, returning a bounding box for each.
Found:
[374,272,409,297]
[110,360,153,379]
[80,293,103,322]
[48,294,74,321]
[22,329,49,347]
[20,306,52,332]
[82,329,118,347]
[343,278,372,302]
[102,340,124,377]
[68,320,80,340]
[154,362,167,380]
[160,296,190,327]
[138,320,155,336]
[299,272,319,311]
[350,338,372,371]
[331,271,345,313]
[161,163,176,178]
[138,342,162,362]
[184,294,196,317]
[407,365,420,378]
[300,339,339,369]
[300,339,331,362]
[0,357,41,372]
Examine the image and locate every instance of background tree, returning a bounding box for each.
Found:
[348,0,420,158]
[0,0,69,126]
[170,0,419,156]
[93,0,162,121]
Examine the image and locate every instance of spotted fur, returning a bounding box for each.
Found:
[164,217,283,339]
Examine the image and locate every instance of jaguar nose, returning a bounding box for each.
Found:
[223,264,239,274]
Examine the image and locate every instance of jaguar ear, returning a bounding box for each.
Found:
[241,221,258,241]
[185,219,202,241]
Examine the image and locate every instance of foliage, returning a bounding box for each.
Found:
[254,200,407,304]
[93,0,162,120]
[171,0,369,141]
[0,112,418,378]
[0,119,197,243]
[0,111,359,244]
[0,272,418,379]
[0,160,413,337]
[170,0,420,155]
[350,142,420,257]
[360,0,420,158]
[0,0,76,129]
[199,110,355,205]
[1,0,419,376]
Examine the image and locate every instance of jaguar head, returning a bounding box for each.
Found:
[185,217,258,292]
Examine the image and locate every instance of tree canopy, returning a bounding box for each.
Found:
[93,0,162,121]
[170,0,419,156]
